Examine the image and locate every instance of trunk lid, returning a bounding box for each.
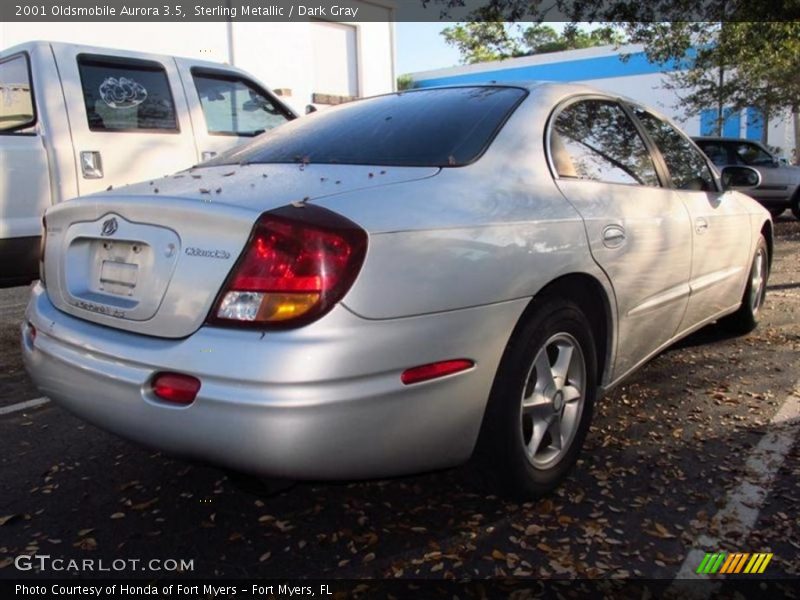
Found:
[44,164,438,338]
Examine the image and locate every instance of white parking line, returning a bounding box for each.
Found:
[671,384,800,589]
[0,302,27,312]
[0,397,50,416]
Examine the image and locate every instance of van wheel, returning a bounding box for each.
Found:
[721,234,769,334]
[791,189,800,220]
[473,297,597,498]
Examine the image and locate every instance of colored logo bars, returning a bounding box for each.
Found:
[696,552,773,575]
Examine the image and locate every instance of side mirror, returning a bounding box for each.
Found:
[305,104,318,114]
[721,165,761,191]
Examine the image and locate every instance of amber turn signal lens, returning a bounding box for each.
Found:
[256,292,321,321]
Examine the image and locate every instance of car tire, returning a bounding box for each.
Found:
[721,234,769,335]
[791,189,800,220]
[769,208,784,219]
[473,297,597,499]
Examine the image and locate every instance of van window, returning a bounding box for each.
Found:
[192,71,292,137]
[0,54,35,132]
[77,56,178,132]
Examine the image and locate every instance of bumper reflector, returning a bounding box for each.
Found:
[401,359,474,385]
[152,373,201,405]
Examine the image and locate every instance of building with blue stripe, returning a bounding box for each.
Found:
[411,44,791,154]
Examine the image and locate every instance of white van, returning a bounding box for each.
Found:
[0,41,296,286]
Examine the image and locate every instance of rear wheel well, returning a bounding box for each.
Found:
[511,274,612,387]
[761,220,774,269]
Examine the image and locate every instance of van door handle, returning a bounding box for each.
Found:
[602,225,626,248]
[695,217,709,234]
[80,151,103,179]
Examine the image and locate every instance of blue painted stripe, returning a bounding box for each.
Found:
[700,107,742,137]
[723,107,741,137]
[700,109,717,135]
[415,51,686,87]
[746,107,764,141]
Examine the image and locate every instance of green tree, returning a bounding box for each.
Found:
[441,22,522,63]
[397,74,415,91]
[622,22,800,157]
[430,0,800,161]
[441,22,625,64]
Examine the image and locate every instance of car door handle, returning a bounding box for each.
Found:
[602,225,626,248]
[695,218,709,234]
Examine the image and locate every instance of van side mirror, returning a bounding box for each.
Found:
[721,165,761,191]
[305,104,318,114]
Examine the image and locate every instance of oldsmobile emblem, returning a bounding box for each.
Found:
[100,217,118,237]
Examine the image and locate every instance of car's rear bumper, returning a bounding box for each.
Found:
[22,283,526,479]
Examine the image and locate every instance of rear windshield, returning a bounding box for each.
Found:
[205,86,527,168]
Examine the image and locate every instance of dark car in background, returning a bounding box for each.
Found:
[693,136,800,219]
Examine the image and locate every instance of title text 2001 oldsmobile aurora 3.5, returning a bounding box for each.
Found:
[22,84,772,497]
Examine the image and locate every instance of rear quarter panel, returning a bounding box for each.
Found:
[312,86,615,321]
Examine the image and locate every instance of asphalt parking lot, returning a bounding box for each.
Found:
[1,217,798,582]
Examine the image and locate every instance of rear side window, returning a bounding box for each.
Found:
[77,55,178,132]
[0,54,35,132]
[695,141,729,166]
[634,109,716,192]
[551,99,659,186]
[192,70,292,137]
[207,86,527,168]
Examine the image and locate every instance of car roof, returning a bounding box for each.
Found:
[414,80,650,109]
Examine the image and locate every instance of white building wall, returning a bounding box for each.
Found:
[1,9,395,114]
[0,22,231,61]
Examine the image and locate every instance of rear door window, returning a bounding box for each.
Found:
[551,99,660,186]
[77,55,178,132]
[192,70,292,137]
[0,54,35,132]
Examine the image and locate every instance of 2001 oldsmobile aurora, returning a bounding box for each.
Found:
[22,83,772,497]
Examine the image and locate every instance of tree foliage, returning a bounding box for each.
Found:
[442,22,624,64]
[397,74,415,91]
[622,21,800,146]
[429,1,800,158]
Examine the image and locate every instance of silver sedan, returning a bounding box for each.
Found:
[22,83,772,497]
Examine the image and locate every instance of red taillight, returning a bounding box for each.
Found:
[209,205,367,328]
[401,359,475,385]
[152,372,201,405]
